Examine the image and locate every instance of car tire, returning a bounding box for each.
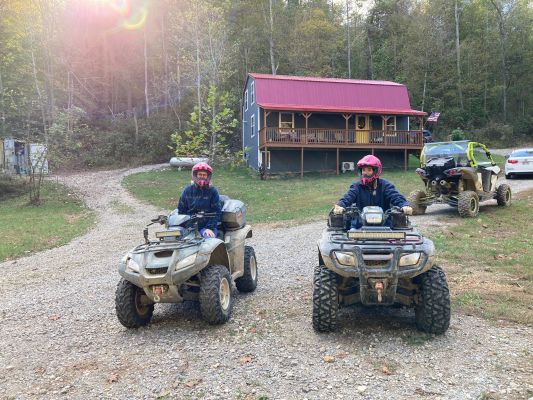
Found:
[457,191,479,218]
[200,265,233,325]
[495,184,512,206]
[312,265,339,332]
[235,246,258,293]
[415,265,451,335]
[408,190,428,215]
[115,278,154,328]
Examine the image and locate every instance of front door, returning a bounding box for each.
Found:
[356,115,369,143]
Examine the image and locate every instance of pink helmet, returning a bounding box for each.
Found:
[357,155,382,186]
[192,162,213,187]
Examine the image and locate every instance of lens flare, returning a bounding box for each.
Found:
[121,7,148,30]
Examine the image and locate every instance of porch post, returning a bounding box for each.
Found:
[302,113,312,144]
[336,147,339,175]
[343,113,351,144]
[404,148,408,171]
[300,147,304,178]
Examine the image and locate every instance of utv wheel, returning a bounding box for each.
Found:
[415,266,451,334]
[115,278,154,328]
[200,265,233,324]
[408,190,427,215]
[495,184,512,206]
[457,191,479,218]
[312,265,339,332]
[235,246,258,293]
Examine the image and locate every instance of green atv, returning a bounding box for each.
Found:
[408,141,512,218]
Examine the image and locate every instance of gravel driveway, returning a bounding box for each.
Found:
[1,166,532,400]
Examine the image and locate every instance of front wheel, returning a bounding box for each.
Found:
[408,190,428,215]
[415,266,451,334]
[495,184,512,206]
[115,278,154,328]
[235,246,258,293]
[457,191,479,218]
[200,265,233,325]
[312,265,339,332]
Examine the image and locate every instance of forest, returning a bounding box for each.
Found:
[0,0,531,168]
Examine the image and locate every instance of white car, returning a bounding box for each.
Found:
[505,148,533,179]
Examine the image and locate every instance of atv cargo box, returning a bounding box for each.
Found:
[221,199,246,230]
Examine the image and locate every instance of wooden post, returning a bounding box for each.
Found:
[300,147,304,178]
[342,113,351,144]
[404,148,408,171]
[336,147,339,175]
[302,112,312,144]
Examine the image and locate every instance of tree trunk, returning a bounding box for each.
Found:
[454,0,464,111]
[367,31,374,80]
[490,0,508,123]
[268,0,277,75]
[0,68,6,137]
[195,2,202,130]
[143,28,150,118]
[421,69,427,112]
[346,0,351,78]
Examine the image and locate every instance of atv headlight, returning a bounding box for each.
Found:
[126,257,141,273]
[334,251,356,266]
[399,252,421,267]
[175,253,197,271]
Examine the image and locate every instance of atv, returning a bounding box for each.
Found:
[313,206,450,334]
[408,140,512,218]
[115,196,257,327]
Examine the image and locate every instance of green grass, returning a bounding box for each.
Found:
[122,155,423,224]
[0,181,95,262]
[430,190,533,324]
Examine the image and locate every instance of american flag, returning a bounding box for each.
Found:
[427,112,441,122]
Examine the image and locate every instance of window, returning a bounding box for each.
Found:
[279,112,294,129]
[357,115,367,130]
[385,116,396,131]
[244,90,249,111]
[474,146,493,166]
[251,82,255,105]
[250,115,255,137]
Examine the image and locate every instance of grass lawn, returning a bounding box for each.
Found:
[122,155,424,224]
[0,181,95,262]
[430,189,533,325]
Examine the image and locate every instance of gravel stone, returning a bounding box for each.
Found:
[0,164,532,399]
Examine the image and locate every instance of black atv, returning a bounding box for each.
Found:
[313,206,450,334]
[408,140,511,217]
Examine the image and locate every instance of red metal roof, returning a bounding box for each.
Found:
[249,73,425,116]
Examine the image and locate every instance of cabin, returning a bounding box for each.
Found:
[241,73,426,176]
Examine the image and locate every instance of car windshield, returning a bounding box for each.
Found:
[511,150,533,157]
[424,142,468,160]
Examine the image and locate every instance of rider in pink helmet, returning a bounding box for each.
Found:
[357,154,382,187]
[333,154,412,224]
[191,161,213,188]
[177,161,221,238]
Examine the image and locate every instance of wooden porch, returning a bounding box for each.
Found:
[259,127,424,148]
[259,127,423,177]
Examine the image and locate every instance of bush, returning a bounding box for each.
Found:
[470,123,514,147]
[0,174,27,200]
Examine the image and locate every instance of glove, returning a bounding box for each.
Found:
[402,206,413,215]
[333,204,345,215]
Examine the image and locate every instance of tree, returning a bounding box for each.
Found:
[173,85,237,164]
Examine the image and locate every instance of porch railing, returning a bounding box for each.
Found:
[259,127,423,146]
